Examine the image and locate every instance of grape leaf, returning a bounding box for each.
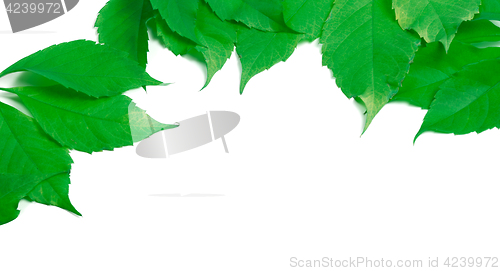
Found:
[393,0,480,50]
[416,59,500,140]
[95,0,154,68]
[0,102,74,225]
[0,40,162,98]
[236,26,302,93]
[205,0,290,32]
[320,0,420,131]
[148,12,197,56]
[149,0,201,44]
[393,20,500,109]
[283,0,335,40]
[2,85,177,154]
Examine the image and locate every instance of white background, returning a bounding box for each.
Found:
[1,1,499,270]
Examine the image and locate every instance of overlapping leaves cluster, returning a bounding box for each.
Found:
[97,0,500,138]
[0,40,176,225]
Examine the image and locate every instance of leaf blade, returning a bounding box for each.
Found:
[6,85,177,153]
[393,0,480,50]
[95,0,154,68]
[0,40,162,98]
[320,0,420,131]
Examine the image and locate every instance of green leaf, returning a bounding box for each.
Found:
[0,102,73,225]
[393,20,500,109]
[148,1,236,88]
[194,2,237,88]
[475,0,500,21]
[416,59,500,140]
[205,0,290,32]
[320,0,420,131]
[0,173,57,224]
[95,0,154,68]
[0,40,162,98]
[149,0,201,44]
[26,173,81,216]
[236,26,302,93]
[283,0,335,40]
[3,85,177,153]
[454,19,500,44]
[148,12,197,56]
[393,0,480,50]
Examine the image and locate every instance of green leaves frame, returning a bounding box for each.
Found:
[96,0,500,140]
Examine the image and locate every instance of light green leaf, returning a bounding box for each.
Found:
[416,59,500,140]
[236,26,302,93]
[393,0,480,50]
[3,85,177,153]
[393,20,500,109]
[283,0,335,40]
[0,102,73,225]
[320,0,420,131]
[205,0,290,32]
[0,40,162,98]
[95,0,154,68]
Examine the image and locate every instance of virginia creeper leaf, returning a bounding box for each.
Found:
[25,173,81,216]
[416,59,500,140]
[0,40,162,98]
[393,0,480,50]
[194,2,237,88]
[236,26,302,93]
[320,0,420,131]
[95,0,154,68]
[455,19,500,44]
[0,102,73,225]
[3,85,177,153]
[149,0,201,44]
[148,12,197,56]
[393,20,500,109]
[0,173,57,224]
[205,0,290,32]
[475,0,500,21]
[283,0,335,40]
